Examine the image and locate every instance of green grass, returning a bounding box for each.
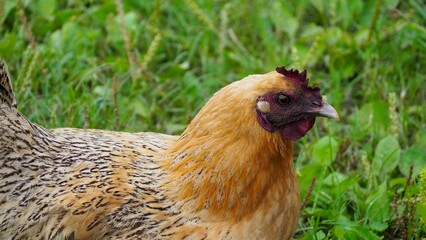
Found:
[1,0,426,238]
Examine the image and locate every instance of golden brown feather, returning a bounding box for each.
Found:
[0,62,338,239]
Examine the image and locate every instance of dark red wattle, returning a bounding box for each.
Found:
[280,118,315,141]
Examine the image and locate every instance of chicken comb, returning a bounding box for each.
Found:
[275,66,308,86]
[276,66,321,99]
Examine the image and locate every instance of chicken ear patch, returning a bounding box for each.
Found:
[256,101,271,113]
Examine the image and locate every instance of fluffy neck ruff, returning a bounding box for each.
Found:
[163,75,297,221]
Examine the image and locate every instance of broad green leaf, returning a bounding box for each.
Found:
[312,136,339,166]
[332,226,349,239]
[415,129,426,149]
[298,162,323,197]
[1,0,16,25]
[315,230,326,239]
[333,223,381,240]
[269,3,298,39]
[355,29,369,45]
[343,225,381,240]
[325,27,344,46]
[300,24,324,39]
[323,172,348,186]
[372,135,401,176]
[106,12,139,49]
[355,101,390,136]
[399,146,426,178]
[335,175,359,194]
[369,221,388,231]
[389,177,409,188]
[36,0,57,15]
[93,86,112,98]
[0,33,19,59]
[130,99,150,118]
[366,182,390,224]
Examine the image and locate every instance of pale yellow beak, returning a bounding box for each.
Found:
[316,102,339,120]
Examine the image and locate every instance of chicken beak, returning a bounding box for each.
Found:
[316,102,339,120]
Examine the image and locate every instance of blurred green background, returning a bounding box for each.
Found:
[1,0,425,238]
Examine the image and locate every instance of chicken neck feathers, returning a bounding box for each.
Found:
[0,61,300,240]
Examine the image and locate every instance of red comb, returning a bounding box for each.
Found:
[276,66,321,99]
[276,66,309,86]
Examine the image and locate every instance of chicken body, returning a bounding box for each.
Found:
[0,62,337,239]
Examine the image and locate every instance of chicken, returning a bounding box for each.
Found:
[0,61,339,240]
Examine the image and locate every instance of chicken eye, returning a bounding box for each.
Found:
[275,93,290,107]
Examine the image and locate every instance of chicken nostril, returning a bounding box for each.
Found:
[312,100,322,107]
